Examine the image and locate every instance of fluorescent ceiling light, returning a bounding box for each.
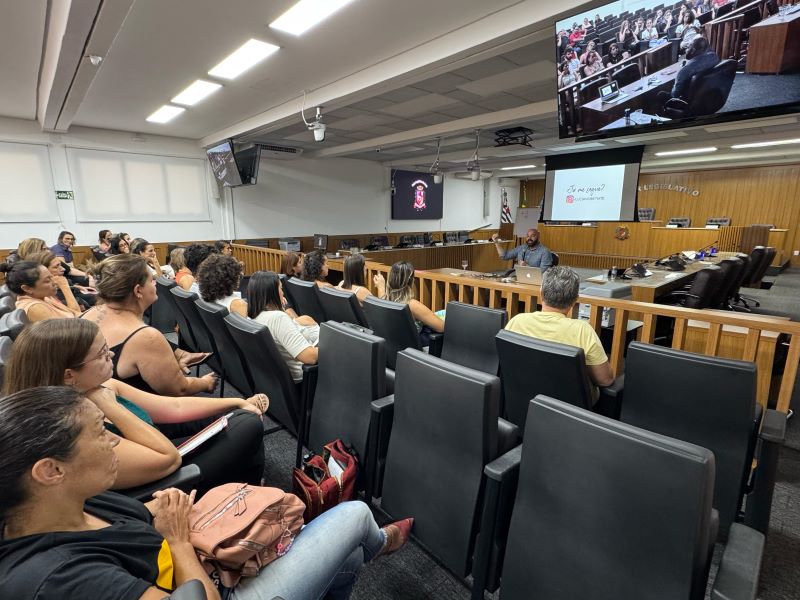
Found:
[171,80,222,106]
[146,105,185,123]
[654,147,717,157]
[730,138,800,149]
[501,164,537,170]
[208,39,279,80]
[270,0,356,35]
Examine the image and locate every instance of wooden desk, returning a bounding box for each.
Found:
[339,241,506,273]
[746,10,800,74]
[581,63,680,132]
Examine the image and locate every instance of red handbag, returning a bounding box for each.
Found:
[292,440,358,521]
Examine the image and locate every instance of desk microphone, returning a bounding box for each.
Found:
[696,240,718,255]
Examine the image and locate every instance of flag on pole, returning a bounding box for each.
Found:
[500,187,513,223]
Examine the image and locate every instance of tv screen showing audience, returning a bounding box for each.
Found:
[391,170,444,220]
[555,0,800,139]
[206,140,243,187]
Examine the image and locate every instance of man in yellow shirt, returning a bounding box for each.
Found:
[505,266,614,395]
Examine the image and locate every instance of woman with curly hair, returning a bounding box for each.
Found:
[301,249,332,288]
[196,253,247,316]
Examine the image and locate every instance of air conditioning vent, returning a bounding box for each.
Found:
[258,144,303,159]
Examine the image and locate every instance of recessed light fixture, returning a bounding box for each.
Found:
[146,105,185,124]
[270,0,356,36]
[730,138,800,149]
[654,147,717,157]
[501,164,537,170]
[171,80,222,106]
[208,39,280,80]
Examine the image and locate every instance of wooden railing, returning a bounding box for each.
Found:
[233,243,799,414]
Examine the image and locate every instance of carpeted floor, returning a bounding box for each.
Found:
[199,267,800,599]
[722,74,800,113]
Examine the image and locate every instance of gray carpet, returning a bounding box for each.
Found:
[722,74,800,113]
[197,267,800,599]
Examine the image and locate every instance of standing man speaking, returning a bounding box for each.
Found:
[491,228,553,269]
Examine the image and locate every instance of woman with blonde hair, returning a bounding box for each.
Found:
[4,237,48,265]
[383,261,443,344]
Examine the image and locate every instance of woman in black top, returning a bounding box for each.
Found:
[0,387,412,600]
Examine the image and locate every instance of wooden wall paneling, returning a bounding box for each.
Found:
[593,222,653,256]
[539,225,597,253]
[648,228,719,258]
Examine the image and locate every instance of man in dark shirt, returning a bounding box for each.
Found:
[491,228,553,269]
[670,36,719,100]
[50,230,91,282]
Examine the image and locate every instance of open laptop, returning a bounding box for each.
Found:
[514,265,544,286]
[599,81,629,104]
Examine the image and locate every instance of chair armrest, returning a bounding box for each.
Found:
[428,332,444,357]
[600,374,624,398]
[497,418,520,455]
[744,408,786,533]
[484,445,522,482]
[711,524,764,600]
[759,408,786,444]
[367,395,395,500]
[295,365,319,467]
[664,98,688,110]
[169,579,207,599]
[120,464,202,502]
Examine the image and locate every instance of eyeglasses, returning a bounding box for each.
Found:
[75,343,112,367]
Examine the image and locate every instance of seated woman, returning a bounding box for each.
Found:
[280,250,304,279]
[92,229,113,261]
[302,249,332,288]
[4,237,48,265]
[29,251,86,313]
[196,253,247,316]
[108,233,130,255]
[0,386,412,600]
[181,243,218,293]
[130,238,162,276]
[83,254,217,396]
[3,318,268,494]
[247,271,319,382]
[170,247,190,284]
[215,240,233,256]
[0,261,79,322]
[337,253,385,305]
[383,261,444,345]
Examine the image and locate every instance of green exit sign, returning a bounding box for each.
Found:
[55,190,74,200]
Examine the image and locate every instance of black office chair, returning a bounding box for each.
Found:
[168,579,207,600]
[663,59,737,119]
[439,302,506,375]
[223,312,317,437]
[278,274,297,312]
[285,278,327,323]
[0,283,13,299]
[195,299,254,397]
[496,330,623,431]
[0,335,12,390]
[471,395,765,600]
[0,295,15,317]
[708,257,744,310]
[156,276,198,353]
[317,287,369,327]
[658,265,723,308]
[612,62,640,87]
[734,248,766,309]
[549,251,559,266]
[0,309,28,340]
[149,276,178,334]
[338,238,360,250]
[621,342,785,536]
[362,297,443,369]
[577,77,607,104]
[299,322,390,499]
[118,464,202,502]
[379,349,518,584]
[749,246,776,288]
[170,287,225,394]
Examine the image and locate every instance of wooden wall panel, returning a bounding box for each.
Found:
[593,222,654,256]
[520,179,546,207]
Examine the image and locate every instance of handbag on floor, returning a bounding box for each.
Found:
[189,483,305,588]
[292,440,358,521]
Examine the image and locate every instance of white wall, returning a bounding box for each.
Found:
[231,156,492,239]
[0,116,228,249]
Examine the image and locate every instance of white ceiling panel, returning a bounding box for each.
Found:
[378,93,460,118]
[0,0,47,120]
[457,61,555,97]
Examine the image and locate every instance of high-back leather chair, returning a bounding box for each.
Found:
[708,257,744,309]
[751,246,776,286]
[380,349,511,580]
[157,276,198,352]
[304,322,388,496]
[0,284,14,300]
[0,295,15,317]
[194,299,254,397]
[362,296,422,370]
[150,276,178,334]
[549,251,560,266]
[622,342,783,536]
[577,77,607,104]
[0,309,28,340]
[0,335,12,390]
[170,287,224,386]
[658,266,722,309]
[278,274,297,312]
[664,59,737,118]
[475,395,764,600]
[496,330,594,430]
[223,312,314,436]
[727,253,751,305]
[285,278,327,323]
[317,287,369,327]
[740,246,766,286]
[440,302,506,375]
[612,62,640,87]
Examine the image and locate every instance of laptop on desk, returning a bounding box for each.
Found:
[514,265,544,286]
[599,81,630,104]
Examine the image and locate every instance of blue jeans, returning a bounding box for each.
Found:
[230,501,386,600]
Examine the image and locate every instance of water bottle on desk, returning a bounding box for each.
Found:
[710,245,718,257]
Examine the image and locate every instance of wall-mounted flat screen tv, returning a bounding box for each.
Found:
[391,170,443,220]
[207,140,242,187]
[555,0,800,140]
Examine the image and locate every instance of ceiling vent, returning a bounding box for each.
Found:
[258,144,303,160]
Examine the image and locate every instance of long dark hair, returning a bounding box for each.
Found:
[246,271,283,319]
[302,250,327,283]
[0,261,43,295]
[0,386,87,521]
[341,254,366,290]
